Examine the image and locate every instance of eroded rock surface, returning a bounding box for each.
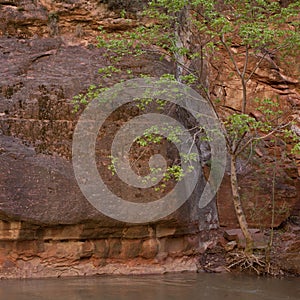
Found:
[0,0,299,278]
[0,1,218,277]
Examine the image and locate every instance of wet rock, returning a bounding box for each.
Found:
[0,135,109,225]
[224,241,237,252]
[140,239,159,259]
[210,266,228,273]
[279,240,300,275]
[224,229,267,249]
[224,228,260,242]
[217,168,299,228]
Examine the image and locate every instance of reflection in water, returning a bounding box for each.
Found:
[0,272,299,300]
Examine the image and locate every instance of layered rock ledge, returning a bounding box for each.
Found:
[0,0,299,278]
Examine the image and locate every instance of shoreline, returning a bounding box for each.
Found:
[0,221,298,280]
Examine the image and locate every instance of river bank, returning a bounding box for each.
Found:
[199,217,300,277]
[0,217,298,279]
[0,0,299,281]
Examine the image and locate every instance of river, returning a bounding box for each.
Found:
[0,272,298,300]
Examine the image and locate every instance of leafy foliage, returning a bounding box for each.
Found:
[73,1,300,251]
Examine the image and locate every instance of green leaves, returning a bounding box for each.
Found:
[73,0,300,196]
[135,124,184,146]
[149,0,188,13]
[72,84,107,112]
[225,113,258,138]
[291,142,300,155]
[135,125,163,146]
[223,96,300,158]
[108,155,118,175]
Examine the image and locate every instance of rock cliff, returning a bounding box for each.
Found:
[0,0,299,278]
[0,0,218,278]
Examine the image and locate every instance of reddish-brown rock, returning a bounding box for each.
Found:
[0,0,299,279]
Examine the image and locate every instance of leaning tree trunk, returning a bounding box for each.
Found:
[230,154,254,254]
[174,5,191,81]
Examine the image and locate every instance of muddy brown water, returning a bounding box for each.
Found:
[0,272,299,300]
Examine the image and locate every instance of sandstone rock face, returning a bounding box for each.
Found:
[209,42,300,229]
[217,163,299,228]
[0,0,299,278]
[273,218,300,276]
[0,0,218,277]
[0,218,201,278]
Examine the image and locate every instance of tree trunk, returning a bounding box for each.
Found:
[230,154,254,253]
[241,78,247,113]
[174,5,191,81]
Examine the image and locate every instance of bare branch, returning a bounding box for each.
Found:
[220,34,242,78]
[242,45,249,78]
[235,122,292,156]
[245,51,267,83]
[233,130,247,154]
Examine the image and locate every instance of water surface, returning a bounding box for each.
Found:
[0,272,299,300]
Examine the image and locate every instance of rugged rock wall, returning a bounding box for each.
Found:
[0,0,218,278]
[0,0,299,278]
[211,44,300,228]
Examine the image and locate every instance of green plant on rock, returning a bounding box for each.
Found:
[73,0,300,256]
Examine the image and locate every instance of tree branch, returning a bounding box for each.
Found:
[245,51,267,83]
[235,122,292,157]
[242,45,249,78]
[233,130,248,154]
[220,34,242,78]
